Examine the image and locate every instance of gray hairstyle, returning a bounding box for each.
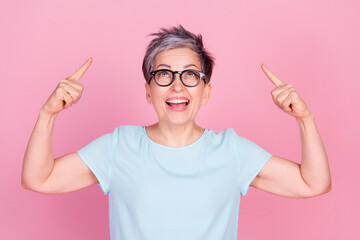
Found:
[142,25,215,84]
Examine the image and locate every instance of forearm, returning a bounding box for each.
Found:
[22,109,58,188]
[297,114,331,194]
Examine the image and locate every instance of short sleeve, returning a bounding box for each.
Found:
[230,129,272,196]
[77,128,118,195]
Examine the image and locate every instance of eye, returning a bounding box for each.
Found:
[159,71,170,77]
[186,71,195,77]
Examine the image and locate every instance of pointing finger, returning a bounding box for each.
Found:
[261,64,285,87]
[67,57,93,81]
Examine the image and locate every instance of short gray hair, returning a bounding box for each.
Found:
[142,25,215,84]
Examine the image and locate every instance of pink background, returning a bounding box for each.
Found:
[1,0,359,239]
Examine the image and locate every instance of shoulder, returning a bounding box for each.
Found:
[86,125,144,146]
[204,128,239,147]
[116,125,143,134]
[206,128,238,140]
[113,125,144,139]
[206,128,262,149]
[112,125,146,146]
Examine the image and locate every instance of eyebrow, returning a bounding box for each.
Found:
[184,64,199,69]
[155,64,200,70]
[156,64,171,69]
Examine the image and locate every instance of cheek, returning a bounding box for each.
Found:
[191,88,205,101]
[150,88,165,106]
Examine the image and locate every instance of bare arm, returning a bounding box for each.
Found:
[21,58,98,194]
[251,115,331,198]
[250,65,331,198]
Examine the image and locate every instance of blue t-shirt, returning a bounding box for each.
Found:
[77,125,272,240]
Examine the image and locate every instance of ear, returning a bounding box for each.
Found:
[145,82,153,104]
[201,83,211,105]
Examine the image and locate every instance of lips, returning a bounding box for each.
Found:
[165,97,190,111]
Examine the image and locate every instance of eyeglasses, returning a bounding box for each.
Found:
[150,69,206,87]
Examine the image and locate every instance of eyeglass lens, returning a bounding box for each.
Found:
[154,70,201,86]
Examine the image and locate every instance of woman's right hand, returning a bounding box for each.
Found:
[41,57,92,115]
[22,57,96,194]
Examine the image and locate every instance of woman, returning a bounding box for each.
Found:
[22,25,331,239]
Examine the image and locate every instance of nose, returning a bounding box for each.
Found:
[171,73,185,91]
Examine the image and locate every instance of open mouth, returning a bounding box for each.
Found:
[166,99,189,106]
[165,98,190,111]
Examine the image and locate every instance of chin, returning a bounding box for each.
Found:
[161,116,195,127]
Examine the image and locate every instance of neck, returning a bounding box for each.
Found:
[145,121,204,148]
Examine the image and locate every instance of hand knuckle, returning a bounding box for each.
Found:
[56,87,63,94]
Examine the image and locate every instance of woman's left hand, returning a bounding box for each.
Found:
[261,64,312,120]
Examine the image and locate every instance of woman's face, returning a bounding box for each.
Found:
[145,47,211,126]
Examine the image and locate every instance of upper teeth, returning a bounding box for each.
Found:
[166,99,189,103]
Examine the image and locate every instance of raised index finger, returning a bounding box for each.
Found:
[67,57,93,81]
[261,64,285,87]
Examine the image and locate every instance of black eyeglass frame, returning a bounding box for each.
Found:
[150,69,206,87]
